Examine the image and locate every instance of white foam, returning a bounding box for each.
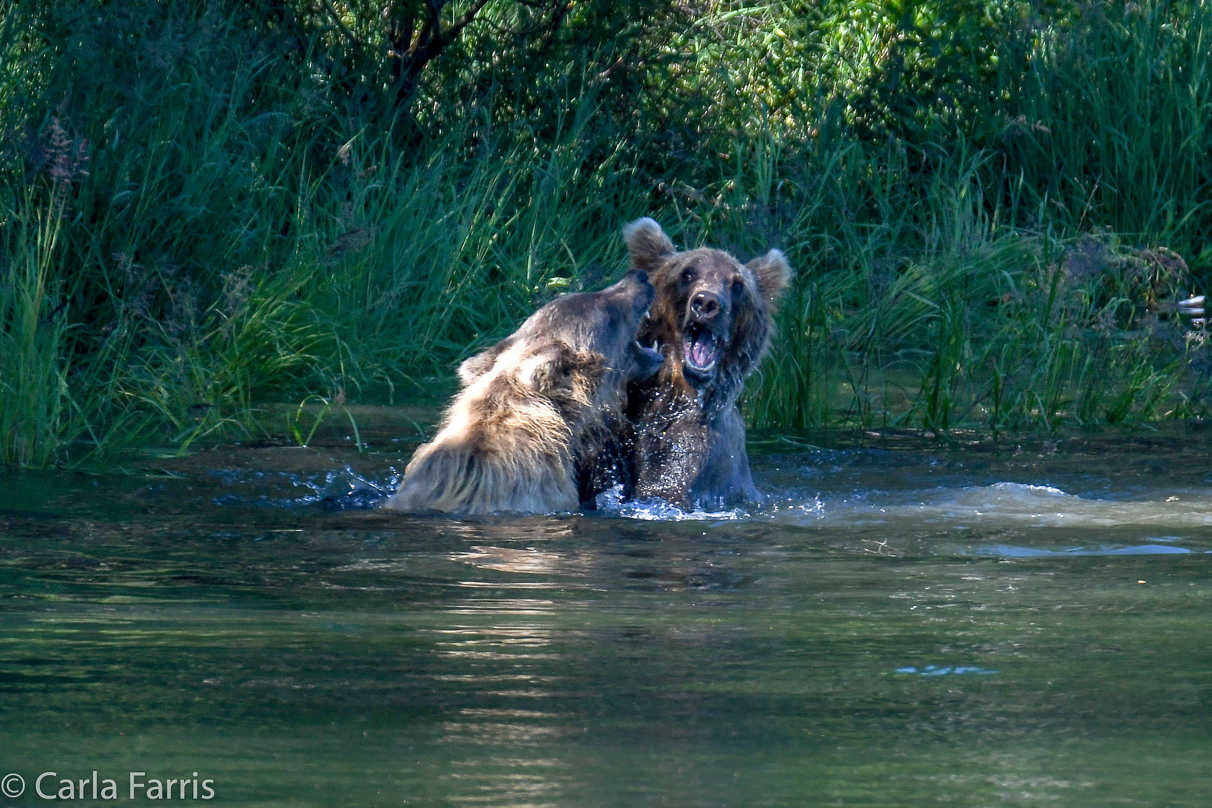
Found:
[594,485,748,521]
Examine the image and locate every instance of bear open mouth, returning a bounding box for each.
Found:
[682,323,722,376]
[631,339,665,380]
[635,340,663,362]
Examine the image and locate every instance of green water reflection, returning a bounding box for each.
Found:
[1,433,1210,806]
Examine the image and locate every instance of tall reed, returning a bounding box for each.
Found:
[0,194,69,467]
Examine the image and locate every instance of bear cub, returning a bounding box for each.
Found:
[381,270,663,515]
[622,218,791,509]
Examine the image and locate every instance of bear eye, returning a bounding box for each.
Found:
[731,277,745,298]
[680,267,695,285]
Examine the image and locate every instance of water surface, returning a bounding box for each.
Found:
[1,421,1210,806]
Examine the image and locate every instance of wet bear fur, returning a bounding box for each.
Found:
[622,218,791,508]
[381,271,662,515]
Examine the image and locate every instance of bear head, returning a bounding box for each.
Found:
[622,218,791,404]
[457,269,664,397]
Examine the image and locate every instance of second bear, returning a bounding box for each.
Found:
[622,218,791,508]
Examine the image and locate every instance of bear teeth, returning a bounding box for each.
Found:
[635,340,663,360]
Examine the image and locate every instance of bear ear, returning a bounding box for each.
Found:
[457,335,516,386]
[747,249,792,303]
[457,353,492,386]
[623,218,677,272]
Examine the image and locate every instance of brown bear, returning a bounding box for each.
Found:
[381,270,663,515]
[621,218,791,508]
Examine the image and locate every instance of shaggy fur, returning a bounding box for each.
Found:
[381,271,661,515]
[622,218,791,508]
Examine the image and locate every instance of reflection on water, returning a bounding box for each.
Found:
[1,427,1211,806]
[895,665,1000,676]
[974,542,1196,557]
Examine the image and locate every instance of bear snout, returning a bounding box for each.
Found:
[690,290,723,320]
[681,284,732,339]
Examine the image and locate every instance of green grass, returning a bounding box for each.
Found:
[1,0,1210,466]
[0,193,69,466]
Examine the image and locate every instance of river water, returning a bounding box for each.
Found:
[1,416,1210,806]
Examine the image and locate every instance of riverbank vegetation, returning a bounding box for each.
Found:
[2,0,1210,466]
